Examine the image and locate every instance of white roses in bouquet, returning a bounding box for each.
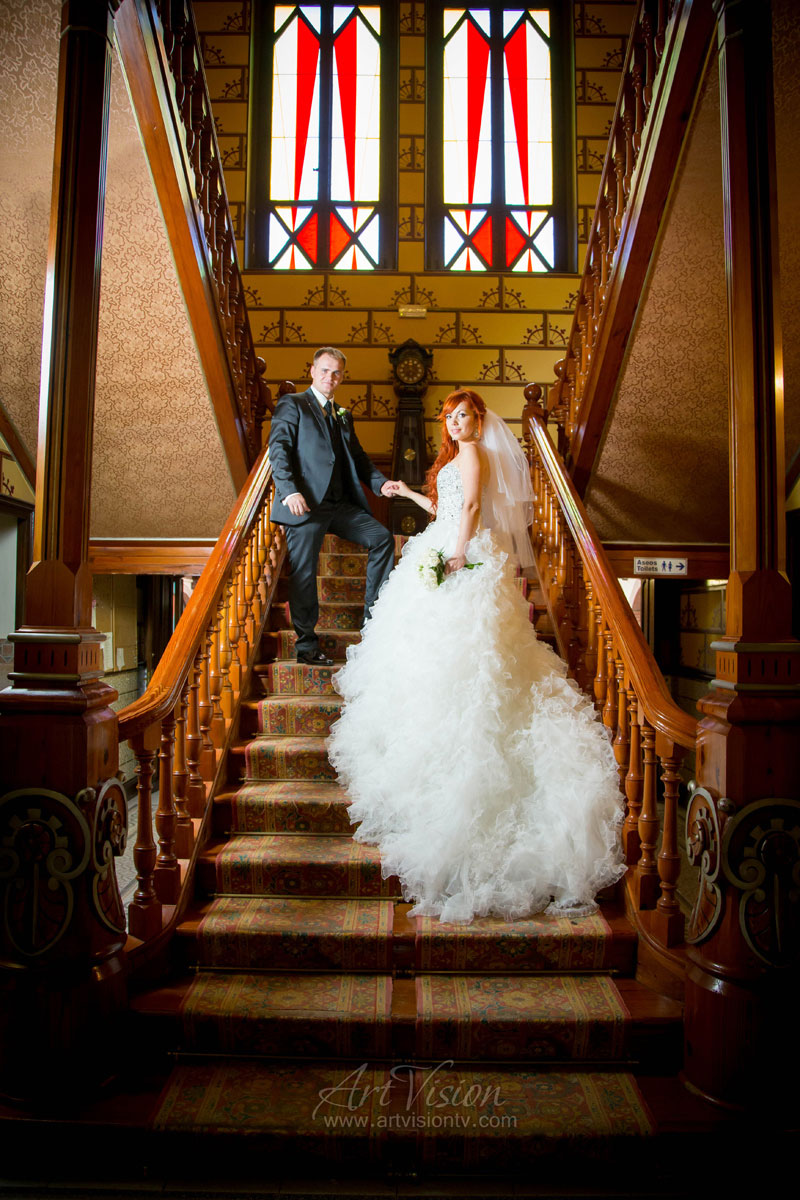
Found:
[418,548,482,589]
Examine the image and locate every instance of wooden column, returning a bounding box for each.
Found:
[685,0,800,1109]
[0,0,127,1102]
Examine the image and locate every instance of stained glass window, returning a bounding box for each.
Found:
[247,3,398,270]
[428,2,575,273]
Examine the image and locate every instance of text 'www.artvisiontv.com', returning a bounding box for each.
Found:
[320,1112,518,1129]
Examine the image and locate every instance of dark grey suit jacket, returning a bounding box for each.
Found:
[268,388,388,526]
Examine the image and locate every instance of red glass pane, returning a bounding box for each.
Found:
[330,211,351,262]
[505,214,527,266]
[504,21,530,207]
[466,19,491,206]
[333,16,358,204]
[296,212,318,263]
[292,19,320,209]
[472,214,493,265]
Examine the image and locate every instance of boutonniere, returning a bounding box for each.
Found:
[336,406,348,424]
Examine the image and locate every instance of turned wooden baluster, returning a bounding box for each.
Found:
[576,296,588,400]
[612,655,629,791]
[583,579,598,684]
[593,603,608,712]
[634,717,660,908]
[154,709,180,904]
[173,681,194,858]
[602,628,617,731]
[217,591,235,719]
[235,553,249,667]
[653,742,686,945]
[572,559,590,691]
[198,627,216,780]
[654,0,668,58]
[128,731,161,940]
[241,532,256,647]
[642,6,657,109]
[227,572,242,693]
[209,607,226,750]
[623,688,643,862]
[622,76,635,200]
[560,541,579,671]
[632,42,645,153]
[185,650,205,818]
[613,124,625,237]
[597,207,610,310]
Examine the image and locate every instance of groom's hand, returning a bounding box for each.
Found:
[380,480,400,497]
[285,492,310,516]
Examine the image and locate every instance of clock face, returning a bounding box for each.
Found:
[395,352,426,384]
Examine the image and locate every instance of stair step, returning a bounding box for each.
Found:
[321,534,370,554]
[152,1060,654,1167]
[414,973,630,1062]
[318,575,367,602]
[238,734,336,782]
[216,781,352,834]
[180,896,398,970]
[179,972,394,1058]
[262,630,360,661]
[254,659,341,696]
[249,695,342,737]
[319,550,368,576]
[411,906,637,974]
[198,834,403,898]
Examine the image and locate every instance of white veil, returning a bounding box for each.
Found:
[480,409,535,568]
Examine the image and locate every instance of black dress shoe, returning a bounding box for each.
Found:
[296,648,335,666]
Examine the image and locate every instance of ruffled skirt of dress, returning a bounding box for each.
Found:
[327,519,626,924]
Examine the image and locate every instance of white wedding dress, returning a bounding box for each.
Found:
[327,458,625,924]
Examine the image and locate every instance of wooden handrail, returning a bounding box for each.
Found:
[525,403,695,750]
[118,443,285,943]
[120,448,274,741]
[114,0,272,489]
[550,0,715,493]
[524,387,694,951]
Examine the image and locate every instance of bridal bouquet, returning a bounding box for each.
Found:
[418,548,482,589]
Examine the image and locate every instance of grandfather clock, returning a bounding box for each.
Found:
[389,339,433,535]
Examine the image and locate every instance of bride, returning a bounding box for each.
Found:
[327,389,625,924]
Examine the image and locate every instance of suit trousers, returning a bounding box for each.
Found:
[284,500,394,656]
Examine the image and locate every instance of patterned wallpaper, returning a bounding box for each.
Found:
[773,0,800,472]
[194,0,636,455]
[585,56,730,543]
[0,0,236,539]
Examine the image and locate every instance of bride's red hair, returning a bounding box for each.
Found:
[425,389,487,511]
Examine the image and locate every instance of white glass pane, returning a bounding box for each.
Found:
[275,6,295,31]
[270,17,321,202]
[450,246,486,271]
[530,9,550,37]
[444,217,464,263]
[334,6,355,32]
[275,205,312,230]
[469,8,491,36]
[359,5,380,34]
[273,243,313,269]
[533,215,554,267]
[443,20,492,205]
[359,213,380,259]
[503,10,525,35]
[334,244,373,269]
[443,8,463,37]
[331,12,381,204]
[268,213,290,257]
[503,21,551,207]
[299,5,321,32]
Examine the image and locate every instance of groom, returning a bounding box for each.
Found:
[269,347,397,665]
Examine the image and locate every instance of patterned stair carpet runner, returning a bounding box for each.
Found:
[160,534,656,1162]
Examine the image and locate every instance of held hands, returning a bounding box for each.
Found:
[381,480,405,497]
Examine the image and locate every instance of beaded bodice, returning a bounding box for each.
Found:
[434,460,465,524]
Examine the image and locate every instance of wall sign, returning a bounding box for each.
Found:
[634,556,688,577]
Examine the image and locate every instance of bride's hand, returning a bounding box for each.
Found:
[445,554,467,574]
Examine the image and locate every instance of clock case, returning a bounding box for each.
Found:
[388,339,433,537]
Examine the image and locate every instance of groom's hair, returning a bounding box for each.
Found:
[313,346,347,368]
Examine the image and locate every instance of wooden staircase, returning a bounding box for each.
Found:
[127,534,682,1176]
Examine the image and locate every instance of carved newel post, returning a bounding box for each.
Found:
[684,0,800,1108]
[0,0,127,1101]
